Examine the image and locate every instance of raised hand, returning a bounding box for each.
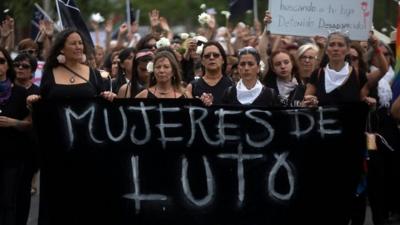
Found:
[149,9,160,28]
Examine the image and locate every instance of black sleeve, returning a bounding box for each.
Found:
[309,68,321,87]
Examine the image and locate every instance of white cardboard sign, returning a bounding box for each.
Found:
[268,0,374,40]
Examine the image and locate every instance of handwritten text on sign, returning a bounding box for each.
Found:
[33,99,366,225]
[268,0,374,40]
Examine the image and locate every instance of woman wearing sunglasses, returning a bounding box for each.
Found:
[0,47,32,225]
[186,41,234,106]
[221,47,280,107]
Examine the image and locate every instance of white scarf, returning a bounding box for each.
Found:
[370,65,394,108]
[324,62,350,93]
[276,77,298,98]
[236,79,263,105]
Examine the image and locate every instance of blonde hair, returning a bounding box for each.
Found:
[297,43,319,58]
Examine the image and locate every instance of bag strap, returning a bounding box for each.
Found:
[61,64,90,83]
[61,64,97,92]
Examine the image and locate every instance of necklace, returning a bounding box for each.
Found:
[69,76,75,83]
[155,86,176,98]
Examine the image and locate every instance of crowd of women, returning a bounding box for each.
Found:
[1,7,400,225]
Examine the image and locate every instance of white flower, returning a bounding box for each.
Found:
[220,10,231,19]
[260,61,266,74]
[200,4,206,10]
[189,32,196,38]
[146,61,154,73]
[198,12,211,25]
[156,37,171,49]
[91,13,105,23]
[180,33,189,40]
[196,45,204,55]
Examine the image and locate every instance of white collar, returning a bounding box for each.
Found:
[236,79,263,105]
[276,77,298,98]
[324,62,350,93]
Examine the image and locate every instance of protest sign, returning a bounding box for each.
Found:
[268,0,374,40]
[33,99,367,225]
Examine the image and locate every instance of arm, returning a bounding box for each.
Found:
[104,18,113,55]
[257,11,272,73]
[301,83,318,107]
[0,115,32,131]
[366,37,389,88]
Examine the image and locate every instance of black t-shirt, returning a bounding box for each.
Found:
[190,76,234,105]
[309,68,367,105]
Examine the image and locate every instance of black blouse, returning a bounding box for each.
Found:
[309,68,367,105]
[40,68,104,99]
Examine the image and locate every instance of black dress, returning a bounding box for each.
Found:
[40,68,104,99]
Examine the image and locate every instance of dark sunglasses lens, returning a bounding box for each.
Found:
[0,58,6,64]
[204,53,220,59]
[14,63,31,69]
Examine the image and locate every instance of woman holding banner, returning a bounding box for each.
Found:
[221,46,280,106]
[302,31,387,107]
[0,47,31,225]
[135,49,191,99]
[26,28,116,104]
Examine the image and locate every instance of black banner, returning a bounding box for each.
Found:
[33,99,368,225]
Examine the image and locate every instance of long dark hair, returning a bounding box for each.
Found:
[43,28,91,75]
[0,47,16,81]
[114,47,136,92]
[200,41,228,76]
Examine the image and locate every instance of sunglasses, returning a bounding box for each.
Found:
[238,46,257,55]
[300,55,317,61]
[13,62,31,69]
[203,52,221,59]
[20,49,37,55]
[0,57,6,65]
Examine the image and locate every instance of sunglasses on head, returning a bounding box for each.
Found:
[238,46,257,55]
[0,57,6,65]
[13,62,31,69]
[203,52,221,59]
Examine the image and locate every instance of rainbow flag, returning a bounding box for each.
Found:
[392,2,400,102]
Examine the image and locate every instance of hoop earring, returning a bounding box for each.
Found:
[56,54,66,64]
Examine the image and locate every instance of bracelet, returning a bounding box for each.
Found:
[15,119,21,128]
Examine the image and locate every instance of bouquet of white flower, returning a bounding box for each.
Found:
[198,12,211,26]
[156,37,171,49]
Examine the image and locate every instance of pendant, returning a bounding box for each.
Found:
[69,76,75,83]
